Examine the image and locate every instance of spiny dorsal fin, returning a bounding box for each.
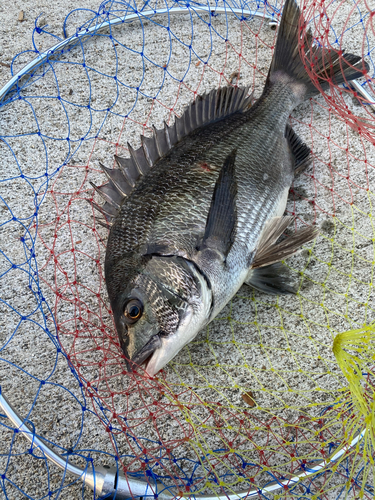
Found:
[92,85,253,224]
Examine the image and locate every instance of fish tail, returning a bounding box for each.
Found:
[267,0,369,100]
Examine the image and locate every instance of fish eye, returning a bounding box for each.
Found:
[123,298,143,324]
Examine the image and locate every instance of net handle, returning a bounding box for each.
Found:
[0,390,366,498]
[350,80,375,112]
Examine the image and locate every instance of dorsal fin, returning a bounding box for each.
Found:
[92,85,253,224]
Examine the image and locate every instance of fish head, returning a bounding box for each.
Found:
[110,255,212,376]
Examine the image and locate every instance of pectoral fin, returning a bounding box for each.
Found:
[245,216,319,295]
[199,149,238,259]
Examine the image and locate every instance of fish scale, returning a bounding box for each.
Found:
[148,85,293,253]
[93,0,368,376]
[117,83,294,264]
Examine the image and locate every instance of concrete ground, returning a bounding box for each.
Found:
[0,0,375,499]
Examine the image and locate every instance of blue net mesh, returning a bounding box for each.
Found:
[1,0,375,498]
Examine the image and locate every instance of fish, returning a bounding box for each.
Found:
[92,0,368,377]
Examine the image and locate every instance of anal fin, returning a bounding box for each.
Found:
[244,216,319,296]
[252,216,319,269]
[246,263,296,295]
[285,124,312,174]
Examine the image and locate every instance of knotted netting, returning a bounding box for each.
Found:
[1,0,375,498]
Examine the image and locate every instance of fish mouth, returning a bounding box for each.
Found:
[127,333,162,373]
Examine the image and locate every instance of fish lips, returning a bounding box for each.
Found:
[126,333,162,373]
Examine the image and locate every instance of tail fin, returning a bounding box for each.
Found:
[268,0,369,100]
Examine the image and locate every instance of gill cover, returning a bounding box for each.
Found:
[113,255,208,373]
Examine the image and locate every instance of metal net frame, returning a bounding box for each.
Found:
[1,0,375,498]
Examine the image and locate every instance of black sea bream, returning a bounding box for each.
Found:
[92,0,368,376]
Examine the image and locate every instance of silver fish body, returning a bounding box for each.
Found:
[95,0,368,376]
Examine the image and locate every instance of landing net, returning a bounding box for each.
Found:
[1,0,375,498]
